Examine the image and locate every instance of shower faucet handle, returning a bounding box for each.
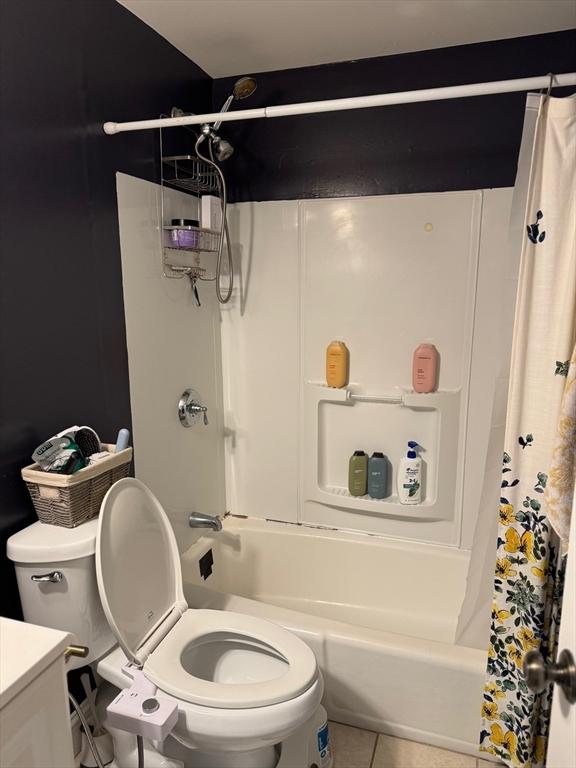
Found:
[187,402,208,426]
[178,388,208,427]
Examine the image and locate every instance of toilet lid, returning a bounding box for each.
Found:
[96,478,187,665]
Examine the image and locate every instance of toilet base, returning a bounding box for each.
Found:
[106,706,332,768]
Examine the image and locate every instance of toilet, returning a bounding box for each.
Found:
[7,478,330,768]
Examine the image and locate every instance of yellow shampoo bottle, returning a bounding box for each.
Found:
[326,341,349,388]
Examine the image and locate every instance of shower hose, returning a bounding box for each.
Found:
[195,133,234,304]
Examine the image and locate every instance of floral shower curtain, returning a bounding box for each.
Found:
[480,94,576,767]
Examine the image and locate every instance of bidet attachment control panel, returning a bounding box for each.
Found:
[106,667,178,742]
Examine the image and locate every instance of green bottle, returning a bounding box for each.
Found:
[348,450,368,496]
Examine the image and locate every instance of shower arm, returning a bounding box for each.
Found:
[103,73,576,135]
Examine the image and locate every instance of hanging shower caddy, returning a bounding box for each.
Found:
[159,128,221,281]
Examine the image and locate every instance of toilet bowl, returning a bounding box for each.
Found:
[95,478,324,763]
[97,641,323,756]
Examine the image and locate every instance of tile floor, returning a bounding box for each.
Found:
[329,721,500,768]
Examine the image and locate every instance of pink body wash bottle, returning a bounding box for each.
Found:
[412,343,439,393]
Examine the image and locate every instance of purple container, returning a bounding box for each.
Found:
[169,218,200,249]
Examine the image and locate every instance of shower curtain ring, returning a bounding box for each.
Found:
[545,72,555,99]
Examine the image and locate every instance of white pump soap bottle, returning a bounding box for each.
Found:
[397,441,422,504]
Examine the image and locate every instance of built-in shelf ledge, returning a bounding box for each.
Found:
[302,381,461,521]
[306,382,460,407]
[321,485,436,513]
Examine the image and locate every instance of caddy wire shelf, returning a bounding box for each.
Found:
[160,133,223,279]
[162,155,220,196]
[163,224,220,253]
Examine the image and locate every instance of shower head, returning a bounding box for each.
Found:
[232,76,257,101]
[214,75,258,130]
[212,135,234,162]
[199,124,234,161]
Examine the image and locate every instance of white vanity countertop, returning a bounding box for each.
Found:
[0,617,72,708]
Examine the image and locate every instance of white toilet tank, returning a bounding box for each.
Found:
[6,518,115,670]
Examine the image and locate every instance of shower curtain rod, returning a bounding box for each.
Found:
[103,72,576,135]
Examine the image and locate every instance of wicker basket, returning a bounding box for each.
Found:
[21,444,133,528]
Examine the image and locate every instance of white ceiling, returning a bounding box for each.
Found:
[118,0,576,78]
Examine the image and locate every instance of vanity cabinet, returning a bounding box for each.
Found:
[0,618,75,768]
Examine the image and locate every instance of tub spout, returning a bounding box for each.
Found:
[188,512,222,531]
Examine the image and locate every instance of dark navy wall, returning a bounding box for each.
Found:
[0,0,210,619]
[213,30,576,202]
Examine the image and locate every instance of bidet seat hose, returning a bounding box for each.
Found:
[137,735,144,768]
[68,692,106,768]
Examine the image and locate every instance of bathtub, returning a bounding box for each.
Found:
[180,516,487,758]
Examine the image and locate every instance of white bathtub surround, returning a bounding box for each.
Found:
[117,179,516,553]
[182,517,486,756]
[299,190,490,541]
[223,189,516,547]
[221,201,300,524]
[116,173,226,545]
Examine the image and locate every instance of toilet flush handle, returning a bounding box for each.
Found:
[31,571,63,583]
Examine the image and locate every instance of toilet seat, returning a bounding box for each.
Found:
[144,608,318,709]
[96,478,318,712]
